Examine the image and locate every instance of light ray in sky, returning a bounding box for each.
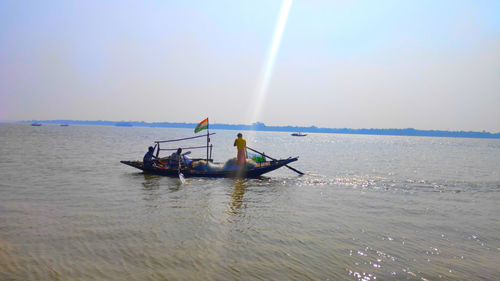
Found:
[247,0,293,127]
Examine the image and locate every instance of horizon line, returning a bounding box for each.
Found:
[3,119,500,137]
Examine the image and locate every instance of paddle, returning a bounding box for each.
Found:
[178,157,185,184]
[178,151,192,183]
[246,146,304,175]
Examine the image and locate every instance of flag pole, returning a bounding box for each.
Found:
[206,118,210,162]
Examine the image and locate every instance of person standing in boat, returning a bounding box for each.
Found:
[233,133,247,166]
[143,146,158,169]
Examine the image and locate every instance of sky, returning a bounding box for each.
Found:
[1,0,499,132]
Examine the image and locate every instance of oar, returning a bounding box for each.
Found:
[246,146,304,175]
[177,151,190,184]
[178,157,185,184]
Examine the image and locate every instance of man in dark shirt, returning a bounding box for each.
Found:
[143,146,157,169]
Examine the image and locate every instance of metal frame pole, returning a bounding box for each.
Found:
[206,120,210,162]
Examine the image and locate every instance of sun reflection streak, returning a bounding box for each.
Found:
[247,0,293,132]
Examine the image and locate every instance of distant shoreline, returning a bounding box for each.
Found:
[10,120,500,139]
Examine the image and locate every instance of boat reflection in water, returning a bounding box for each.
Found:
[141,174,160,191]
[229,179,247,214]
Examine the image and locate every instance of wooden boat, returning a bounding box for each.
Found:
[120,157,298,178]
[121,128,300,178]
[291,132,307,136]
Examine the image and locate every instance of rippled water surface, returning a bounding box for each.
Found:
[1,124,499,280]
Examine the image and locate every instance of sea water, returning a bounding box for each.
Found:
[0,123,499,280]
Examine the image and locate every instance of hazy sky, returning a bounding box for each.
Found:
[1,0,499,131]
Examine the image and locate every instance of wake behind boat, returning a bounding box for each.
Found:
[121,118,301,178]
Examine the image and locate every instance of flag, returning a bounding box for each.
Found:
[194,118,209,133]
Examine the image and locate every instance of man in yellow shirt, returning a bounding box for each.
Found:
[233,133,247,165]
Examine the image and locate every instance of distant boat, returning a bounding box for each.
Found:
[31,123,42,126]
[291,132,307,137]
[60,124,69,127]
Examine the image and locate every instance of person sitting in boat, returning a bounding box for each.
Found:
[233,133,247,166]
[143,146,158,169]
[169,148,185,167]
[170,148,182,161]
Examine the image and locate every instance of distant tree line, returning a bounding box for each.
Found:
[22,120,500,139]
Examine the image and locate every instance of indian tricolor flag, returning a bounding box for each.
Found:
[194,118,209,133]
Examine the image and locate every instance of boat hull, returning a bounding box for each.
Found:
[120,157,298,178]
